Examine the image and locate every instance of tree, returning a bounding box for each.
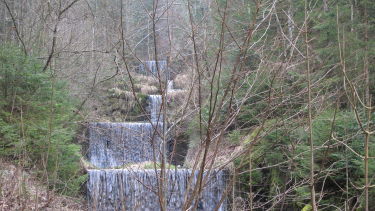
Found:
[0,44,85,198]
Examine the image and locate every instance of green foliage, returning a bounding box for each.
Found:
[301,204,312,211]
[187,113,203,148]
[228,130,241,143]
[234,109,374,209]
[0,44,85,196]
[113,162,176,169]
[189,0,375,209]
[143,162,176,169]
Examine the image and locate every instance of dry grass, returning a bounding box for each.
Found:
[108,88,135,100]
[140,85,158,95]
[184,140,241,170]
[166,90,189,117]
[167,90,187,103]
[133,74,159,87]
[174,73,191,90]
[0,160,86,211]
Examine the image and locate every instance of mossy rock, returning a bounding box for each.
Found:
[112,162,176,169]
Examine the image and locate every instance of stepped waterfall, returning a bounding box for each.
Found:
[139,61,169,79]
[88,122,161,168]
[87,77,227,210]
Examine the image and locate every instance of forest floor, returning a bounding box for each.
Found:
[0,160,87,211]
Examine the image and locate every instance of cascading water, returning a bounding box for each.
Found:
[88,122,161,168]
[88,169,227,211]
[87,80,227,210]
[139,60,168,78]
[149,95,163,123]
[167,80,174,91]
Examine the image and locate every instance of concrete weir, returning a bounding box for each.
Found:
[88,122,162,168]
[87,169,227,211]
[87,77,228,210]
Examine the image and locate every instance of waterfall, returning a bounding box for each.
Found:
[167,80,174,91]
[88,169,227,211]
[87,82,227,210]
[140,60,168,78]
[149,95,163,123]
[88,122,161,168]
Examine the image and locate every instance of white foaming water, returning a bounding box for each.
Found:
[88,169,227,210]
[149,95,163,122]
[167,80,174,91]
[88,122,162,168]
[140,60,167,76]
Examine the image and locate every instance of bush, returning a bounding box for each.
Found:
[234,110,374,209]
[0,44,85,196]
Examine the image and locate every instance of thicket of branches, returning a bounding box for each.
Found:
[0,0,373,210]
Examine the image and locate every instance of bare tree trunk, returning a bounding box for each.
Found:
[287,0,294,46]
[363,4,370,211]
[351,1,354,32]
[248,150,253,211]
[2,0,27,55]
[286,0,295,59]
[323,0,328,12]
[305,0,317,210]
